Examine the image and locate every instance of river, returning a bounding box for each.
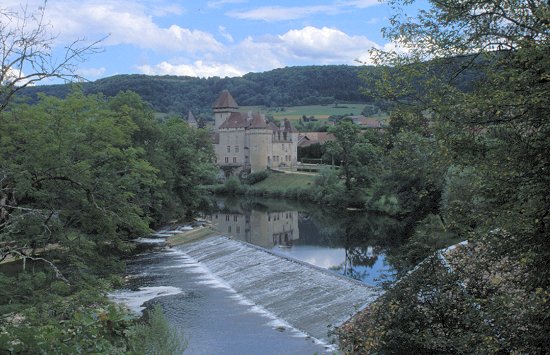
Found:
[112,196,406,354]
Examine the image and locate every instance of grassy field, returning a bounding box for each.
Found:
[251,172,317,192]
[240,104,370,122]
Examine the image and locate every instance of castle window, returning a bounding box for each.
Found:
[234,215,238,222]
[227,146,231,153]
[232,157,237,163]
[225,157,229,163]
[235,146,239,153]
[226,215,230,221]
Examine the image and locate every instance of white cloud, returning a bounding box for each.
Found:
[337,0,380,9]
[4,0,222,54]
[150,4,185,17]
[77,67,107,79]
[232,36,285,71]
[137,61,245,78]
[137,25,383,77]
[3,1,389,78]
[218,26,234,43]
[278,26,378,62]
[228,5,340,21]
[227,1,381,22]
[207,0,247,9]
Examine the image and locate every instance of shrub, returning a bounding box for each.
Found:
[128,304,187,355]
[246,170,269,185]
[222,176,247,195]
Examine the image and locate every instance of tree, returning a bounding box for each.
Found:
[1,1,102,112]
[341,0,550,352]
[0,91,159,265]
[326,121,362,192]
[368,0,550,274]
[326,121,383,203]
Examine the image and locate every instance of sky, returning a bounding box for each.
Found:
[3,0,419,81]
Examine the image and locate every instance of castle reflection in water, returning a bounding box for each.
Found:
[207,207,299,249]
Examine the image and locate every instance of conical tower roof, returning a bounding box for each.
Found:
[213,90,238,109]
[187,110,197,125]
[248,113,268,129]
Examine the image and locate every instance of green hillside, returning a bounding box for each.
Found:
[17,59,480,120]
[18,65,371,116]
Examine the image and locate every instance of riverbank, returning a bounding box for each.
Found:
[206,171,317,197]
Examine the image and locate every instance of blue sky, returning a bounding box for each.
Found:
[4,0,414,80]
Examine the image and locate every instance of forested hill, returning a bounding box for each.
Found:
[19,65,369,115]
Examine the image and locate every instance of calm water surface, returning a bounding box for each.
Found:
[206,196,402,286]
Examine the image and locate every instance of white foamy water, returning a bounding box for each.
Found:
[133,237,167,244]
[109,286,183,314]
[174,237,381,345]
[166,248,323,344]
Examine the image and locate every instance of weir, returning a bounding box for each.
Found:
[177,236,381,344]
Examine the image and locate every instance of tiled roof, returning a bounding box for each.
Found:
[248,113,268,129]
[213,90,238,109]
[297,132,335,147]
[349,115,385,128]
[219,112,248,129]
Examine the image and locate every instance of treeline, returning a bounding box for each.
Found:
[18,65,368,115]
[0,90,215,352]
[18,63,479,117]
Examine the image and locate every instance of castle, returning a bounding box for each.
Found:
[211,90,299,175]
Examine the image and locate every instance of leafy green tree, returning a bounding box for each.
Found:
[1,89,216,352]
[341,0,550,352]
[0,91,159,267]
[154,117,216,221]
[326,121,383,195]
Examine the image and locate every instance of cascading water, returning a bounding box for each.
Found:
[178,236,380,343]
[112,197,401,354]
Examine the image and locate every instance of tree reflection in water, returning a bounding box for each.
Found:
[203,196,409,286]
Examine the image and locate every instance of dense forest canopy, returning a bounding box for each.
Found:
[17,65,367,115]
[17,63,480,118]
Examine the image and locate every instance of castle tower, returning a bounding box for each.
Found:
[283,118,300,166]
[213,90,238,129]
[247,113,272,173]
